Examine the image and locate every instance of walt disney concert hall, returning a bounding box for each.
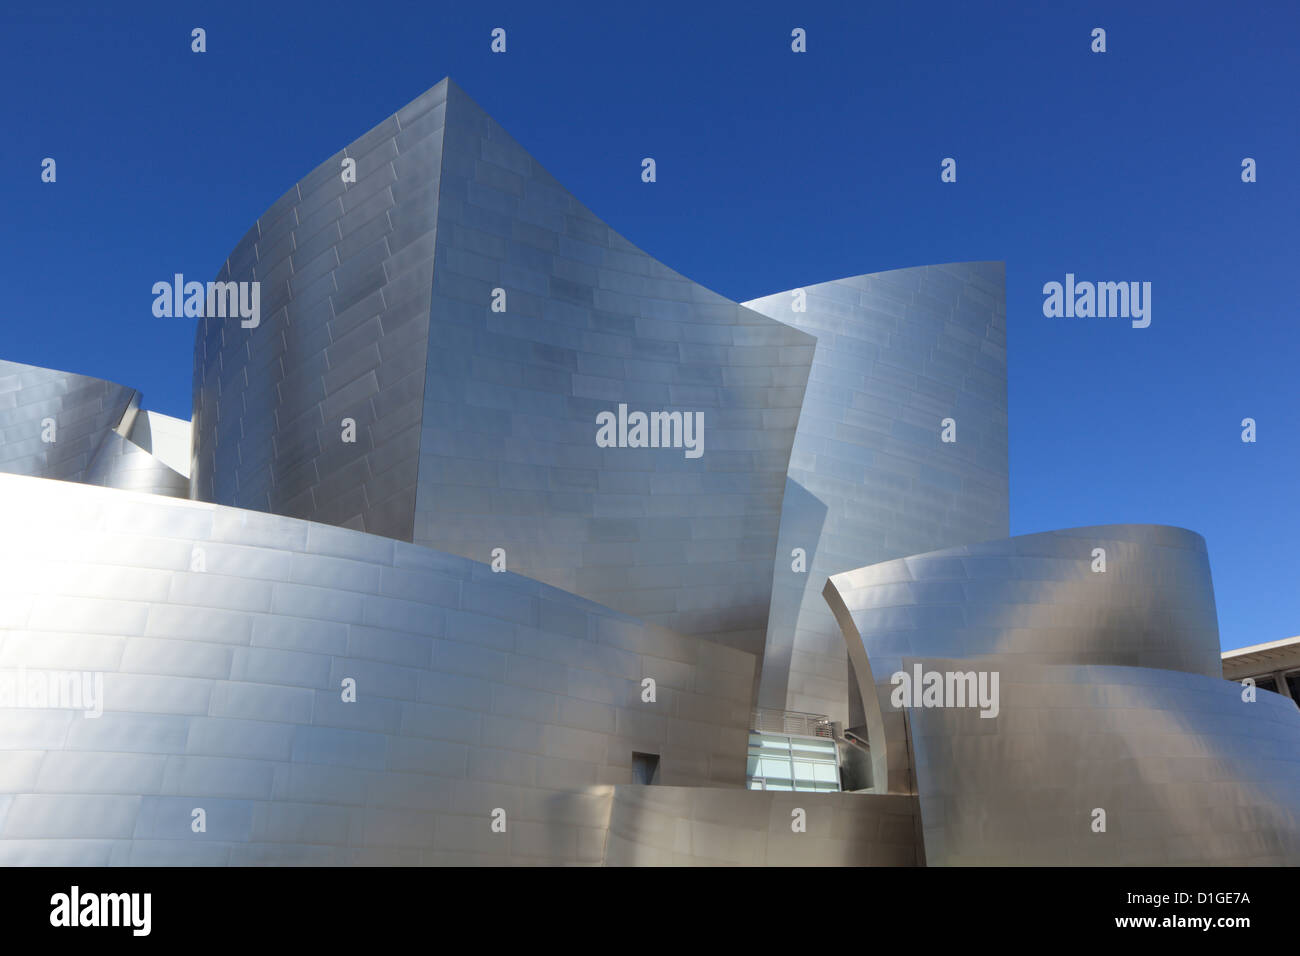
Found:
[1,79,1298,865]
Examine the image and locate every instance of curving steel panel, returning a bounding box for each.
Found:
[825,524,1223,795]
[84,431,190,499]
[192,78,816,663]
[410,82,815,660]
[191,82,451,539]
[0,473,753,865]
[5,74,1292,867]
[824,524,1300,864]
[0,359,138,483]
[599,784,919,866]
[743,264,1008,725]
[906,660,1300,864]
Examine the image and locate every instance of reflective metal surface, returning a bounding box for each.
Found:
[825,524,1222,795]
[4,77,1295,867]
[193,79,815,661]
[744,265,1008,724]
[599,785,919,865]
[907,661,1300,864]
[0,359,189,498]
[0,359,137,483]
[84,431,190,499]
[0,473,754,864]
[192,82,451,539]
[410,82,815,660]
[826,525,1300,864]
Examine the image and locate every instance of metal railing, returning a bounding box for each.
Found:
[751,707,834,739]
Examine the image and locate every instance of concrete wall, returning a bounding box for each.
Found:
[0,474,752,865]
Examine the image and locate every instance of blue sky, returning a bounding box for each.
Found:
[3,1,1297,650]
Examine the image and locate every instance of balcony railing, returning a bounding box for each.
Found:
[751,707,834,739]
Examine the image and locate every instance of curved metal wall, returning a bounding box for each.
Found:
[191,81,451,538]
[824,524,1222,795]
[743,264,1008,725]
[192,78,816,662]
[599,785,919,866]
[85,431,190,499]
[0,473,753,865]
[12,76,1292,867]
[823,524,1300,864]
[0,359,137,483]
[906,660,1300,865]
[410,82,815,659]
[826,522,1300,868]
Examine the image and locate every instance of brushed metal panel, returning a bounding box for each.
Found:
[745,263,1008,725]
[0,473,753,865]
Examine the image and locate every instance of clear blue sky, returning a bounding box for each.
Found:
[3,1,1297,650]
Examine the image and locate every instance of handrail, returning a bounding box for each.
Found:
[750,707,834,738]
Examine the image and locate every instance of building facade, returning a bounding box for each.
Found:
[744,265,1008,727]
[191,79,815,662]
[0,79,1295,865]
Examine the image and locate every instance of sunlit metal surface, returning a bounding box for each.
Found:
[0,359,137,482]
[907,660,1300,864]
[744,264,1008,725]
[826,524,1221,795]
[0,473,757,865]
[192,78,815,661]
[191,83,450,540]
[826,525,1300,864]
[0,359,189,498]
[599,785,919,865]
[85,431,190,499]
[5,75,1295,866]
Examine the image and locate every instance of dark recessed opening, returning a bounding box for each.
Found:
[631,751,660,785]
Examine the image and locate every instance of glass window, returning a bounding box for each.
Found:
[791,738,836,758]
[812,762,838,784]
[746,731,840,792]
